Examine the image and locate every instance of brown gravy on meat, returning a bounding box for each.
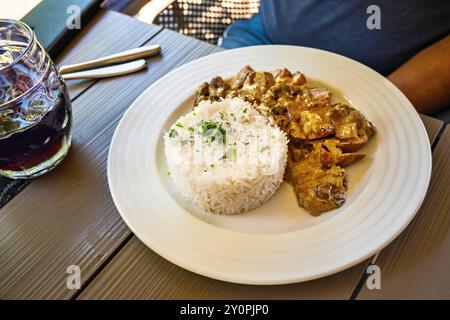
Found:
[193,66,376,215]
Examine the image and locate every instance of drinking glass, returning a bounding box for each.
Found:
[0,19,72,179]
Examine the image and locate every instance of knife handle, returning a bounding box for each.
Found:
[59,44,160,74]
[62,59,146,80]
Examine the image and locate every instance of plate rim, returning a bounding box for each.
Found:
[108,45,432,285]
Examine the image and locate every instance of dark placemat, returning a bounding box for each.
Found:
[22,0,102,57]
[0,179,29,208]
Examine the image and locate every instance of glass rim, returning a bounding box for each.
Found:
[0,19,35,73]
[0,19,44,110]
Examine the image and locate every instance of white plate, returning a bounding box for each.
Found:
[108,45,431,284]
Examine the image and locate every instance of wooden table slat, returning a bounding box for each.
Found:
[358,125,450,299]
[419,114,444,145]
[78,236,370,300]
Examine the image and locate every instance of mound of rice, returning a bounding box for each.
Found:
[164,98,288,214]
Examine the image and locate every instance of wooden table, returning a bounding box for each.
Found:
[0,10,448,300]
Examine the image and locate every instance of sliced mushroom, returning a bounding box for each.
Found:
[234,65,255,89]
[292,71,307,85]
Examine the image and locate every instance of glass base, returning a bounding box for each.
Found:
[0,136,71,179]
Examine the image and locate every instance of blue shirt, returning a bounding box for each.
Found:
[222,0,450,75]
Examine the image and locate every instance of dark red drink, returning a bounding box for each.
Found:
[0,86,71,173]
[0,20,72,179]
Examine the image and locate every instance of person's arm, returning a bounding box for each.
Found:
[388,35,450,114]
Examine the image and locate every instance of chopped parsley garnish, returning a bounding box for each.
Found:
[242,107,247,114]
[175,122,184,128]
[169,128,178,138]
[188,126,195,132]
[200,120,226,144]
[180,139,189,146]
[219,112,225,120]
[220,147,236,161]
[260,145,270,152]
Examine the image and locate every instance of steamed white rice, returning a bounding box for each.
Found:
[164,98,288,214]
